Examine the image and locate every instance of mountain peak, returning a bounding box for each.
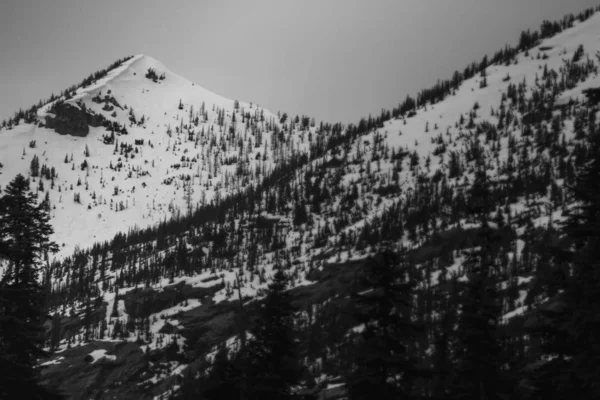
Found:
[1,52,274,257]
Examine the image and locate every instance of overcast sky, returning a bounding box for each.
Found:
[1,0,599,124]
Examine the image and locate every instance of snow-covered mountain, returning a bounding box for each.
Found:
[0,54,310,258]
[2,5,600,400]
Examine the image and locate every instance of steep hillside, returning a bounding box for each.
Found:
[0,54,314,258]
[2,5,600,400]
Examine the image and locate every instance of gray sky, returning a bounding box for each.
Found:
[1,0,599,124]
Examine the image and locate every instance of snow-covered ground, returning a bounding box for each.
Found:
[0,54,313,259]
[87,349,116,363]
[10,9,600,399]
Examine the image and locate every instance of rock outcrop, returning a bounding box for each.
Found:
[45,102,105,137]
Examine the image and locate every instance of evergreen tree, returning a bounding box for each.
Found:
[50,313,61,352]
[448,264,503,400]
[567,142,600,398]
[206,346,243,399]
[524,134,600,399]
[293,201,308,226]
[243,268,302,400]
[344,250,425,400]
[519,296,574,400]
[430,285,458,400]
[0,174,62,399]
[178,269,302,400]
[562,135,600,398]
[448,167,506,400]
[178,345,241,400]
[30,155,40,177]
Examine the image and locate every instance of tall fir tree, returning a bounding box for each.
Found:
[448,264,503,400]
[243,268,302,400]
[523,133,600,399]
[562,133,600,398]
[448,166,507,400]
[0,174,61,399]
[344,250,426,400]
[180,268,303,400]
[430,281,458,400]
[177,344,240,400]
[555,132,600,398]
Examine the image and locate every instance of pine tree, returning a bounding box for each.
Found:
[562,135,600,398]
[519,295,573,400]
[293,201,308,226]
[30,155,40,177]
[243,268,302,399]
[178,345,240,400]
[50,313,62,351]
[178,269,301,400]
[0,174,62,399]
[448,263,503,400]
[344,250,425,400]
[183,179,194,217]
[480,68,488,89]
[430,284,458,400]
[448,166,506,400]
[515,135,600,399]
[83,300,92,342]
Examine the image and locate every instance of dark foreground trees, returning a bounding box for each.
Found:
[0,174,62,399]
[520,134,600,399]
[178,268,302,400]
[447,167,507,400]
[243,268,303,399]
[343,250,428,400]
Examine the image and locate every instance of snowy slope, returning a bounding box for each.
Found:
[16,8,600,399]
[0,55,311,258]
[40,10,600,343]
[318,11,600,245]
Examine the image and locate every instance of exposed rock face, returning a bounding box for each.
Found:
[41,342,152,400]
[123,281,223,319]
[43,306,106,344]
[40,263,365,399]
[44,102,105,137]
[521,110,551,125]
[523,295,568,330]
